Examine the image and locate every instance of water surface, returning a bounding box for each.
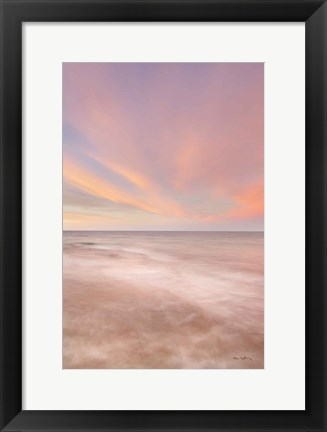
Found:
[63,231,264,368]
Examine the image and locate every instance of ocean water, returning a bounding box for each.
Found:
[63,231,264,369]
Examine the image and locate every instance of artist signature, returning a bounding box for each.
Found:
[233,356,253,361]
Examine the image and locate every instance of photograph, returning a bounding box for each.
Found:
[63,62,264,369]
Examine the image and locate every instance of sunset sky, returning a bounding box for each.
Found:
[63,63,263,231]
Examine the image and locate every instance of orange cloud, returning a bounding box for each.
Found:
[231,179,264,219]
[64,157,186,219]
[64,158,159,213]
[64,211,116,225]
[198,179,264,222]
[87,154,152,191]
[173,137,202,191]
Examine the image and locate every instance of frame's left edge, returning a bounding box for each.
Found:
[0,0,23,430]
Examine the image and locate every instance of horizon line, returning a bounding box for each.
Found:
[63,229,264,233]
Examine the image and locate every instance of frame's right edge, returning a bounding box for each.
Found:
[305,2,327,430]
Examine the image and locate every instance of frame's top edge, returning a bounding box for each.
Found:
[0,0,325,24]
[1,0,326,3]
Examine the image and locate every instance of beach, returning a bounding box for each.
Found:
[63,231,264,369]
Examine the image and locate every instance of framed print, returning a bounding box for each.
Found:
[62,61,265,370]
[0,0,326,431]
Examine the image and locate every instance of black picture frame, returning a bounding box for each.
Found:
[0,0,326,431]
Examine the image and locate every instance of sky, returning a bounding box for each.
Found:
[63,63,264,231]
